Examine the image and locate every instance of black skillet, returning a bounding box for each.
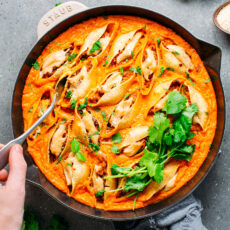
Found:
[11,2,225,221]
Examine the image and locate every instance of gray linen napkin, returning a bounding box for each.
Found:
[112,195,207,230]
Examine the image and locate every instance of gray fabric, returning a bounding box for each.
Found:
[113,195,207,230]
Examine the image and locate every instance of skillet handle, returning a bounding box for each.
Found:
[37,1,88,40]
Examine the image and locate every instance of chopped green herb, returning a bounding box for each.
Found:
[70,99,77,109]
[32,60,39,70]
[80,57,86,62]
[103,15,108,20]
[76,152,86,161]
[27,83,33,90]
[131,51,134,59]
[158,66,165,77]
[166,67,175,71]
[67,53,78,62]
[91,107,101,112]
[156,38,161,46]
[120,67,124,76]
[205,112,209,115]
[111,145,119,154]
[129,66,142,75]
[111,112,116,115]
[125,58,129,62]
[55,3,62,6]
[53,41,61,46]
[35,132,40,138]
[112,132,122,143]
[136,66,142,76]
[90,40,101,54]
[124,93,131,100]
[88,142,100,153]
[89,131,100,138]
[185,72,195,85]
[48,47,52,53]
[78,97,88,112]
[65,90,73,99]
[28,107,33,113]
[40,107,44,113]
[95,189,105,197]
[144,24,147,29]
[204,78,211,83]
[101,111,108,123]
[103,57,108,67]
[67,163,72,167]
[172,51,180,55]
[133,193,139,211]
[57,156,62,164]
[61,118,66,124]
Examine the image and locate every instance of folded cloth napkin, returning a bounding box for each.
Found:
[112,195,207,230]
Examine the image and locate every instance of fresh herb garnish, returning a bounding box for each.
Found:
[95,189,105,197]
[89,131,100,138]
[120,67,124,76]
[129,66,142,75]
[124,93,131,100]
[111,145,119,154]
[185,72,195,85]
[53,41,61,46]
[61,118,66,124]
[35,132,40,138]
[112,132,122,143]
[90,40,101,54]
[57,155,62,164]
[172,51,180,55]
[70,99,77,109]
[65,90,73,99]
[71,138,86,161]
[166,67,175,71]
[88,142,100,153]
[103,15,108,20]
[55,3,62,6]
[104,91,198,204]
[131,51,134,59]
[158,66,165,77]
[32,60,39,70]
[144,24,147,29]
[67,53,78,62]
[27,83,33,90]
[103,57,108,67]
[78,97,88,113]
[28,107,33,113]
[101,111,108,123]
[156,38,161,46]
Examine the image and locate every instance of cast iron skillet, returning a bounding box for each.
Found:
[11,4,225,221]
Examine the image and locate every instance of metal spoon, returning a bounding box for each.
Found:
[0,77,67,170]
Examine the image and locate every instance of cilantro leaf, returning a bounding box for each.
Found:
[32,60,39,70]
[71,138,80,153]
[158,66,165,77]
[148,113,170,145]
[111,145,119,154]
[112,133,122,143]
[65,90,72,99]
[156,38,161,46]
[101,111,108,123]
[70,99,77,109]
[124,93,131,100]
[120,67,124,75]
[88,142,100,153]
[67,53,77,62]
[76,152,86,161]
[90,40,101,54]
[163,91,187,115]
[95,189,105,197]
[111,164,132,175]
[78,97,88,112]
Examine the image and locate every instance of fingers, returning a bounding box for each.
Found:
[6,145,27,190]
[0,169,8,181]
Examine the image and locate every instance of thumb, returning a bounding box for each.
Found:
[6,145,27,189]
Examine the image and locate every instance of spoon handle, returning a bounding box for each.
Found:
[0,94,56,170]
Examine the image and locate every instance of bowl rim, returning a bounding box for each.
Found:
[213,0,230,35]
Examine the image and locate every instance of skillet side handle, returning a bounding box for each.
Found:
[37,1,88,40]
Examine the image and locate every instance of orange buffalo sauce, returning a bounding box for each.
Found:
[22,15,217,211]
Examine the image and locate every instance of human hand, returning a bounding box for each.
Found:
[0,144,27,230]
